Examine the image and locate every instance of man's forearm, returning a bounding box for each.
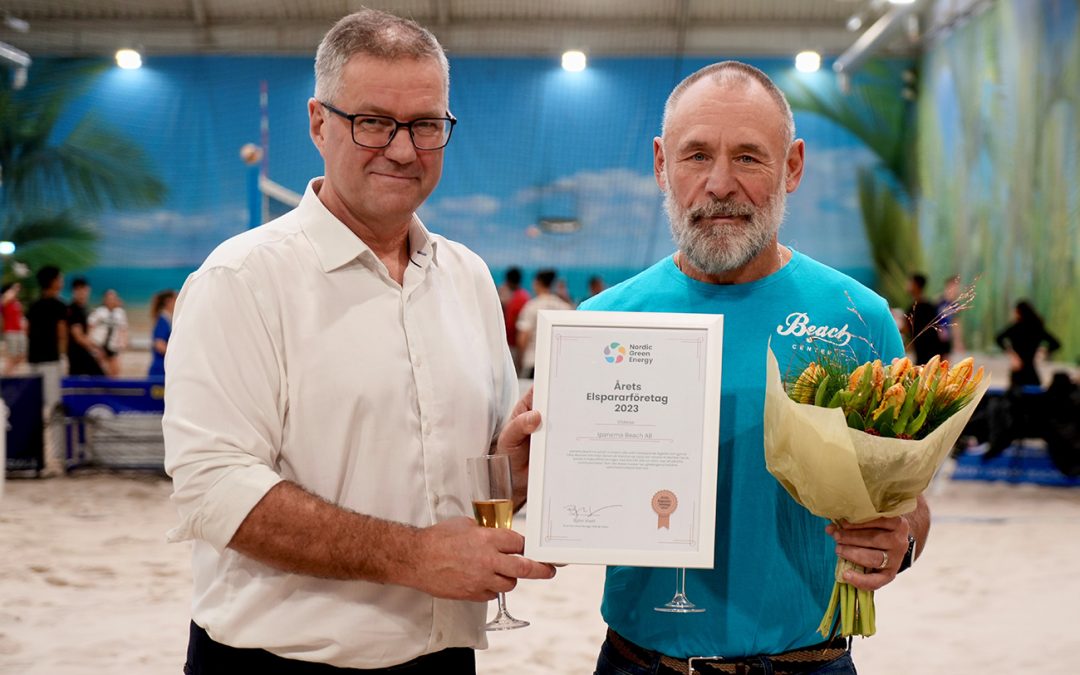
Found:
[228,481,420,585]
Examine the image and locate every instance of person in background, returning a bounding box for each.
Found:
[25,265,68,473]
[584,274,606,303]
[996,299,1061,389]
[148,289,176,377]
[163,9,553,673]
[66,278,105,377]
[936,274,965,358]
[553,277,573,306]
[516,268,572,378]
[499,267,530,374]
[905,272,943,365]
[2,282,27,375]
[88,289,129,377]
[576,60,925,674]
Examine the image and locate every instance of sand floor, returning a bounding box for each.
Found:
[1,472,1079,675]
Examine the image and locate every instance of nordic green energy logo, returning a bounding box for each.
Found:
[603,342,626,364]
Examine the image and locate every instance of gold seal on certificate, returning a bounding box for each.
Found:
[651,490,678,529]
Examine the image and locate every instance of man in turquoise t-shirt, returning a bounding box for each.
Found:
[578,61,928,674]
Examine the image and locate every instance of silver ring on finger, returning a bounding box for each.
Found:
[877,550,889,569]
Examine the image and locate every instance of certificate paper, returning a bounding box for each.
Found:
[524,311,722,568]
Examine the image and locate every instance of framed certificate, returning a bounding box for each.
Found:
[523,310,723,568]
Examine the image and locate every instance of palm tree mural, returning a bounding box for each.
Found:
[0,60,166,287]
[917,0,1079,360]
[780,60,922,308]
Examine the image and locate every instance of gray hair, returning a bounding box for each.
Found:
[314,8,450,103]
[661,61,795,148]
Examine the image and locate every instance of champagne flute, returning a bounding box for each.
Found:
[655,568,706,613]
[466,454,529,630]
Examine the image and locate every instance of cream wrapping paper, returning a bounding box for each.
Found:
[764,346,990,524]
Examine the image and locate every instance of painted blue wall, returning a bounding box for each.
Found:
[48,55,877,304]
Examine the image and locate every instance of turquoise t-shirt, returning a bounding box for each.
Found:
[579,250,904,658]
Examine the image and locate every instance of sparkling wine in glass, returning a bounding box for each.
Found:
[466,454,529,630]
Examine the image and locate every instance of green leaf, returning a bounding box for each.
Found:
[872,407,897,437]
[846,410,865,430]
[814,374,832,406]
[1,59,167,286]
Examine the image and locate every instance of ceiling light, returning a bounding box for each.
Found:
[561,50,587,72]
[795,51,821,73]
[0,241,16,256]
[887,0,917,4]
[115,48,142,70]
[846,14,864,31]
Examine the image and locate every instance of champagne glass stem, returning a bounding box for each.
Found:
[486,590,529,630]
[497,593,511,618]
[655,567,706,613]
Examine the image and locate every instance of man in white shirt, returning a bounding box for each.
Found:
[87,289,128,377]
[164,9,555,674]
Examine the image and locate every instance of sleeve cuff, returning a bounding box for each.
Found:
[167,464,284,552]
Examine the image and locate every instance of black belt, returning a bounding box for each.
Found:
[604,628,850,675]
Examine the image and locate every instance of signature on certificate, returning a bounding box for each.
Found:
[564,503,623,524]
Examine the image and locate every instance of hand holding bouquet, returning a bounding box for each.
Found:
[763,347,989,638]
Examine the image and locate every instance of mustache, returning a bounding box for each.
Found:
[688,199,756,223]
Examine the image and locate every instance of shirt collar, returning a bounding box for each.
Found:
[299,178,439,273]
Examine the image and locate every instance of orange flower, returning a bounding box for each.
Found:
[871,383,907,421]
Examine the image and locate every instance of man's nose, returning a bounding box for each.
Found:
[704,162,737,201]
[382,128,418,163]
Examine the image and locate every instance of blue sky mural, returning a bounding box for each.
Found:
[39,55,878,304]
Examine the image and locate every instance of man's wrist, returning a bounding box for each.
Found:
[898,533,917,573]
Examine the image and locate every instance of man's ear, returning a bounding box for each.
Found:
[784,139,805,193]
[308,98,327,153]
[653,137,667,191]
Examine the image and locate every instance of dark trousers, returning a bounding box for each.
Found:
[184,621,476,674]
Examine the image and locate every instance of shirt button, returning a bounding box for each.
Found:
[434,630,444,642]
[432,494,440,506]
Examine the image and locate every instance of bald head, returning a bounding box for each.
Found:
[661,61,795,149]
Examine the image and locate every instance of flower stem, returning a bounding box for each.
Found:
[819,559,878,638]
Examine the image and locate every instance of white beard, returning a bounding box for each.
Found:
[666,180,787,275]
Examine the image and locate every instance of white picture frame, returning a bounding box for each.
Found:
[523,310,723,568]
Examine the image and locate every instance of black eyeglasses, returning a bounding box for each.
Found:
[320,102,456,150]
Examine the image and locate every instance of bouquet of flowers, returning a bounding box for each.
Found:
[763,346,989,638]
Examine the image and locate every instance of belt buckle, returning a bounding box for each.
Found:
[688,655,726,674]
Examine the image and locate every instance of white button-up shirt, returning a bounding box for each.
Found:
[163,179,517,668]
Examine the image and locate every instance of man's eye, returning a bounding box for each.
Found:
[692,152,707,161]
[357,117,393,131]
[736,155,757,164]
